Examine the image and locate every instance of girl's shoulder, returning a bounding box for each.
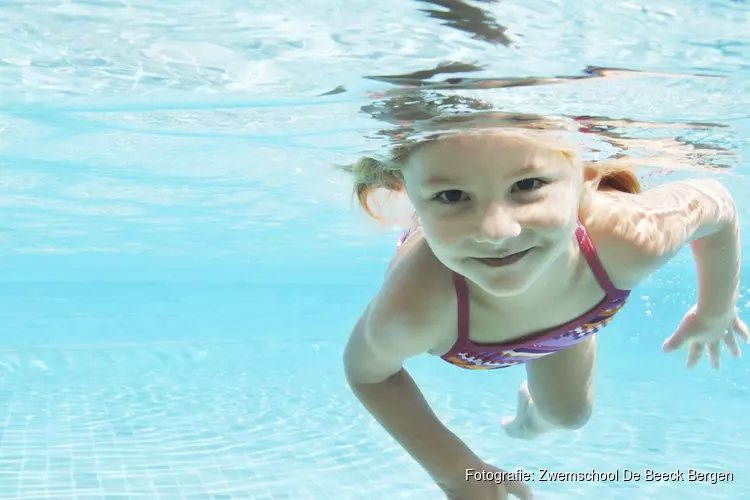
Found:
[580,189,657,290]
[343,236,457,384]
[368,234,457,354]
[582,178,735,290]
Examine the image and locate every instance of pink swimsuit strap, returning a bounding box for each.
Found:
[449,220,630,353]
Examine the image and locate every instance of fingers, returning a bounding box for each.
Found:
[666,313,748,369]
[686,342,703,368]
[724,331,742,358]
[734,317,750,343]
[706,341,721,369]
[662,333,686,353]
[689,334,742,370]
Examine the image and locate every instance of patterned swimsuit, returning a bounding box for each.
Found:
[397,217,631,370]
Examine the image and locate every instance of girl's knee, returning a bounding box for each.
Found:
[537,399,593,430]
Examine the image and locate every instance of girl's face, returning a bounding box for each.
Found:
[403,132,585,297]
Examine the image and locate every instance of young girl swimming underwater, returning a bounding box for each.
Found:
[340,128,747,499]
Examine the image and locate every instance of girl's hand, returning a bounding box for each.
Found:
[441,463,533,500]
[663,305,750,368]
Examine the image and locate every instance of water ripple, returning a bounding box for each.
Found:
[1,0,749,258]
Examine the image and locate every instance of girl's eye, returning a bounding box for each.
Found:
[433,179,547,204]
[434,190,467,204]
[512,178,547,192]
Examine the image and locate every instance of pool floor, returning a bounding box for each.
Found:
[0,284,748,499]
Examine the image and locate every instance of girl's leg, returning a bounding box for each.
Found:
[502,336,596,439]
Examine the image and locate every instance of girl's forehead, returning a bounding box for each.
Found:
[419,130,568,153]
[413,134,567,169]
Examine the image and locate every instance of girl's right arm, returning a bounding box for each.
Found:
[343,297,484,490]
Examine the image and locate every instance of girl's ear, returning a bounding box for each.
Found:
[582,163,602,189]
[579,164,601,206]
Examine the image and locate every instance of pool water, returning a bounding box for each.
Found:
[2,279,749,499]
[1,0,750,499]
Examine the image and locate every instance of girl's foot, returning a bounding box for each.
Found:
[501,381,556,440]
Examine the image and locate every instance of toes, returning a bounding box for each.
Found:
[501,416,530,439]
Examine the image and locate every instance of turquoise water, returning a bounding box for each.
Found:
[1,0,750,498]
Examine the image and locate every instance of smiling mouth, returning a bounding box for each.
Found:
[475,249,531,267]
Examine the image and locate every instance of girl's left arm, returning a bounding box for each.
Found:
[587,178,747,367]
[586,177,739,309]
[688,189,739,318]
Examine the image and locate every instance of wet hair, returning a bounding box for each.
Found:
[337,129,641,219]
[336,142,413,219]
[588,159,641,194]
